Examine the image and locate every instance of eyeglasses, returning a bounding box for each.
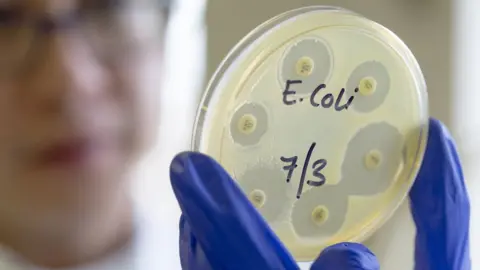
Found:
[0,4,167,76]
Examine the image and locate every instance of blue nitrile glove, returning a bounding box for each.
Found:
[170,151,379,270]
[409,118,471,270]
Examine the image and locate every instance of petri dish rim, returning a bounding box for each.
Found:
[190,5,429,261]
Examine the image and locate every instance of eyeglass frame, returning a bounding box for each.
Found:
[0,4,169,77]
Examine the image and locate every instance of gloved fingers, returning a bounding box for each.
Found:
[310,242,379,270]
[409,118,471,270]
[170,151,298,270]
[178,214,213,270]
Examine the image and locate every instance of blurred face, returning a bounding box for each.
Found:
[0,0,166,227]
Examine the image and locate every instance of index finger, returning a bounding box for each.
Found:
[170,151,299,270]
[409,118,471,270]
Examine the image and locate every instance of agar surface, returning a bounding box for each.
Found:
[196,6,427,260]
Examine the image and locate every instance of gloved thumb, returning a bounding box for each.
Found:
[310,242,379,270]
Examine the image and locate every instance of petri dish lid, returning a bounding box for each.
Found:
[192,6,428,261]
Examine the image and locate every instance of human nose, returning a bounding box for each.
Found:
[26,32,108,113]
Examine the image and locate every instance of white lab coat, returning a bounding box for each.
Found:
[0,207,182,270]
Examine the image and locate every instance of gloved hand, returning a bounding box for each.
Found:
[409,118,471,270]
[169,152,379,270]
[169,118,471,270]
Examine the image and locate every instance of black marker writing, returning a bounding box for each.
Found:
[282,80,358,111]
[282,80,302,105]
[280,156,298,183]
[280,142,328,199]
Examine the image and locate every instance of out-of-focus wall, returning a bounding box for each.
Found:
[132,1,207,268]
[453,0,480,268]
[205,1,453,269]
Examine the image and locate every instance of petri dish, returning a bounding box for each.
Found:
[191,6,428,261]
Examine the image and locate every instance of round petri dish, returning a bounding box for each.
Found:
[192,6,428,261]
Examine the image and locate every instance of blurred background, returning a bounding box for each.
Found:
[135,0,480,269]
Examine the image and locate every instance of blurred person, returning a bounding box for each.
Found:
[0,1,471,270]
[0,0,175,269]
